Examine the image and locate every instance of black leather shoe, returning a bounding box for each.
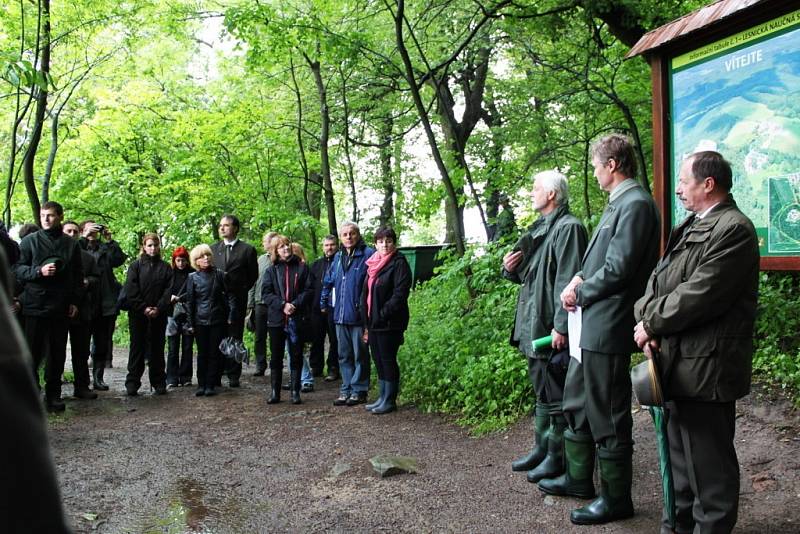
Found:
[46,397,66,413]
[154,385,168,395]
[204,387,217,397]
[125,384,139,397]
[228,379,241,388]
[253,368,266,377]
[195,388,205,397]
[74,388,98,400]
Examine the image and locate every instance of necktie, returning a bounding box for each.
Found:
[225,244,232,268]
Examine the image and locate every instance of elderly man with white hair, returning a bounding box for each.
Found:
[503,170,588,484]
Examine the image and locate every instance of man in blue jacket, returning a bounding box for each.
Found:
[320,222,375,405]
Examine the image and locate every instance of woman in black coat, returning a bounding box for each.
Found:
[361,227,412,414]
[261,235,313,405]
[184,244,235,397]
[166,246,195,387]
[124,233,173,396]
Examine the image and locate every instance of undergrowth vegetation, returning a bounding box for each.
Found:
[398,242,532,434]
[753,272,800,404]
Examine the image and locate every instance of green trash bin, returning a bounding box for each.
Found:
[398,244,447,286]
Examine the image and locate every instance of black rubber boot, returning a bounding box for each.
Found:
[512,403,550,472]
[267,373,281,404]
[538,429,596,499]
[527,411,567,483]
[365,380,386,411]
[372,381,398,414]
[93,366,109,391]
[570,447,634,525]
[290,370,302,405]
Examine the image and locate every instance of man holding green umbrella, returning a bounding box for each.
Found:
[634,151,759,533]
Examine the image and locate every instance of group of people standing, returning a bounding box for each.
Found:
[5,205,412,415]
[8,207,125,412]
[505,134,759,532]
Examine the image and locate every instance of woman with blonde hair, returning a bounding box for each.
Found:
[261,236,312,404]
[184,244,236,397]
[123,233,173,396]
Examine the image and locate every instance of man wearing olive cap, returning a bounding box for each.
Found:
[13,201,84,412]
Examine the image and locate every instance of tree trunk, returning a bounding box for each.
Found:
[304,50,337,235]
[392,0,465,254]
[378,116,395,227]
[22,0,51,224]
[339,66,358,223]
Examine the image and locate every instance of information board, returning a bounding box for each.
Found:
[670,9,800,256]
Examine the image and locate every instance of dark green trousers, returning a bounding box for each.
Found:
[561,349,633,451]
[663,400,739,534]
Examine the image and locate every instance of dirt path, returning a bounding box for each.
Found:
[50,349,799,533]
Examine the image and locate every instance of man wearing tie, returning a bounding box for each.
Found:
[539,134,660,525]
[211,214,258,387]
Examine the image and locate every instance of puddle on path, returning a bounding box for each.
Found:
[134,477,248,534]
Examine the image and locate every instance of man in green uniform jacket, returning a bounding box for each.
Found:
[503,170,587,484]
[634,151,758,534]
[540,134,660,525]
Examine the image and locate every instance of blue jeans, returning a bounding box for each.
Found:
[301,353,314,385]
[336,324,370,395]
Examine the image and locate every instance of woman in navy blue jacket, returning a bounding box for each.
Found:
[261,235,313,405]
[361,227,412,414]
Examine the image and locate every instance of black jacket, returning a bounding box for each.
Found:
[75,249,101,324]
[310,254,335,314]
[261,255,313,328]
[123,255,173,316]
[168,265,194,315]
[210,240,258,295]
[13,227,83,318]
[184,268,236,327]
[80,239,126,317]
[361,253,412,332]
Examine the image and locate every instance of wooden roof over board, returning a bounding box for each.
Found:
[627,0,775,58]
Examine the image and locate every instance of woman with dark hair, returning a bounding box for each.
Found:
[166,246,195,387]
[123,233,173,396]
[184,244,235,397]
[362,226,412,414]
[261,235,312,404]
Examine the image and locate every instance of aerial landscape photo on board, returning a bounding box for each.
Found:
[671,18,800,255]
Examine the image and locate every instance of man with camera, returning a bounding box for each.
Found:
[80,220,127,389]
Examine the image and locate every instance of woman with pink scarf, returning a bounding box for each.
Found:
[361,227,412,414]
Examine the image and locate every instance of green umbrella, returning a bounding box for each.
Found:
[649,405,675,529]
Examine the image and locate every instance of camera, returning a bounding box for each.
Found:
[96,224,106,232]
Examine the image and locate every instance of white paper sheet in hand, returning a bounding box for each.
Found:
[568,307,582,363]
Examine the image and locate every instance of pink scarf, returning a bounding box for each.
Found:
[365,250,395,318]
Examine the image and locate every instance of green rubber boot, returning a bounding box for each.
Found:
[570,447,634,525]
[512,403,551,472]
[537,429,596,499]
[527,409,567,483]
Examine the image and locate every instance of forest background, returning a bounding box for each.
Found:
[2,0,798,432]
